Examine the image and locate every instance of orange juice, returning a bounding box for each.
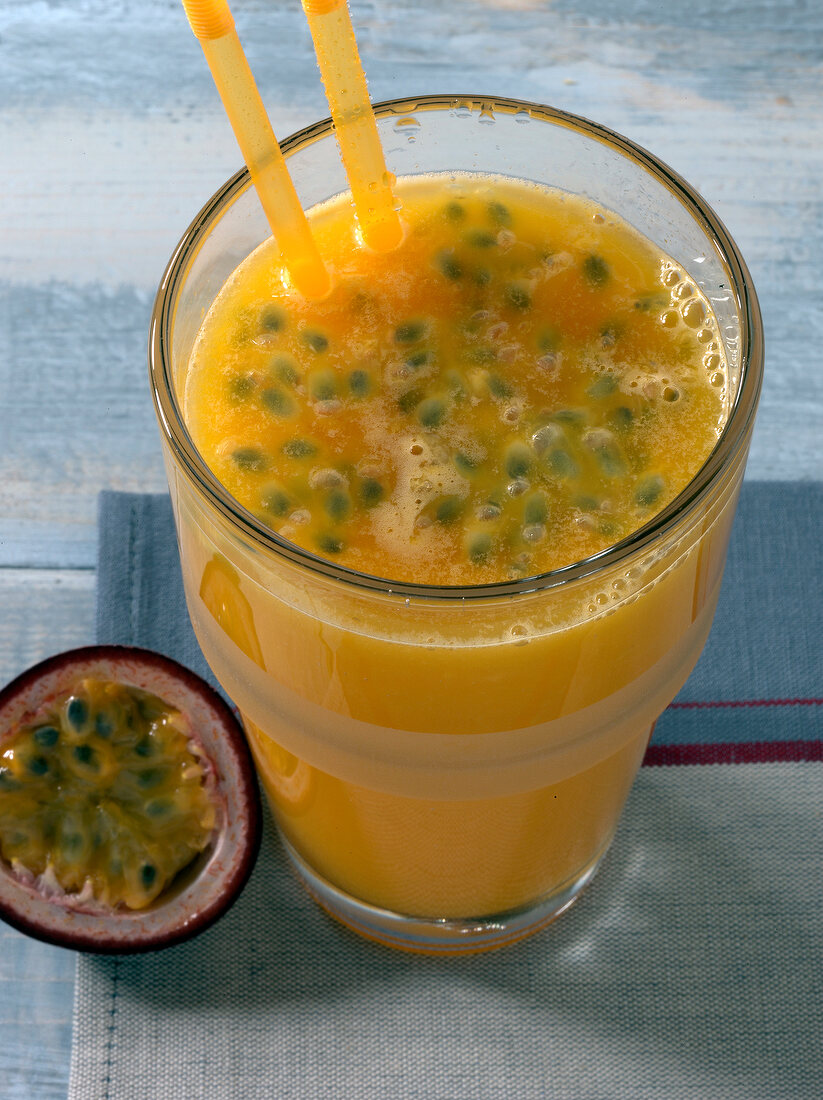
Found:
[183,177,726,925]
[151,98,762,951]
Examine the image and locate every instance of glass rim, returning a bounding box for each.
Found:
[149,93,763,602]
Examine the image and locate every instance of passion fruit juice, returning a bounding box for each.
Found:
[185,177,726,584]
[176,174,736,936]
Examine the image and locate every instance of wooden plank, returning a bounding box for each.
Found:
[1,1,820,574]
[0,928,74,1100]
[0,569,95,687]
[0,569,93,1099]
[0,3,811,640]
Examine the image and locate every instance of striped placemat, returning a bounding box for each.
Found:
[67,482,822,1100]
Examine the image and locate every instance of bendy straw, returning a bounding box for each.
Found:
[301,0,403,252]
[181,0,330,298]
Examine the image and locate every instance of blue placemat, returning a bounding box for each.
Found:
[69,482,823,1100]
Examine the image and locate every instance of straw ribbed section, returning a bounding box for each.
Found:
[302,0,344,15]
[182,0,235,40]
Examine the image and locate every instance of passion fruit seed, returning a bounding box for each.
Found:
[467,531,493,564]
[551,408,586,425]
[600,323,624,349]
[635,291,669,312]
[316,533,344,554]
[309,369,337,402]
[538,327,561,353]
[505,441,532,479]
[454,451,480,477]
[487,200,512,227]
[548,447,579,479]
[418,397,447,429]
[522,523,547,544]
[437,250,463,280]
[229,374,255,401]
[406,350,430,370]
[260,305,286,332]
[635,473,665,507]
[262,486,291,516]
[466,229,497,249]
[395,321,427,345]
[588,374,618,399]
[262,387,294,417]
[66,696,88,731]
[609,405,634,432]
[33,726,59,748]
[582,253,610,287]
[95,712,114,737]
[477,501,502,521]
[586,430,625,477]
[232,447,268,472]
[301,328,329,354]
[359,478,384,507]
[505,284,531,311]
[398,387,424,414]
[348,369,371,397]
[531,423,562,456]
[325,489,351,522]
[274,356,300,386]
[523,491,549,525]
[436,496,463,524]
[73,743,96,768]
[488,374,514,399]
[282,438,317,459]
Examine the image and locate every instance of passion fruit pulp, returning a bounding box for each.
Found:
[0,646,261,953]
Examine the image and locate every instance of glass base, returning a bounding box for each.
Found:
[280,835,607,955]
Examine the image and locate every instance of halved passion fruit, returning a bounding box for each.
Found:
[0,646,261,953]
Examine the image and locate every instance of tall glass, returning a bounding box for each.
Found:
[150,96,762,953]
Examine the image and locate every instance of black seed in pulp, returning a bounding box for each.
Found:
[582,254,610,288]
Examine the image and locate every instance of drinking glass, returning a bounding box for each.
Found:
[150,95,763,953]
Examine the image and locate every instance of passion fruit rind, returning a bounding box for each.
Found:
[0,646,261,953]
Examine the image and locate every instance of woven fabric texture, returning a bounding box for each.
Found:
[68,483,823,1100]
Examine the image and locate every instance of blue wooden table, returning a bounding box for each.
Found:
[0,1,820,1095]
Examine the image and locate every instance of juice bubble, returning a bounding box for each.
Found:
[682,299,706,328]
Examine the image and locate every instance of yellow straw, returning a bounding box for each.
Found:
[181,0,330,299]
[301,0,403,252]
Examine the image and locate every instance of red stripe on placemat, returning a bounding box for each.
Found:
[669,698,823,710]
[643,740,823,766]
